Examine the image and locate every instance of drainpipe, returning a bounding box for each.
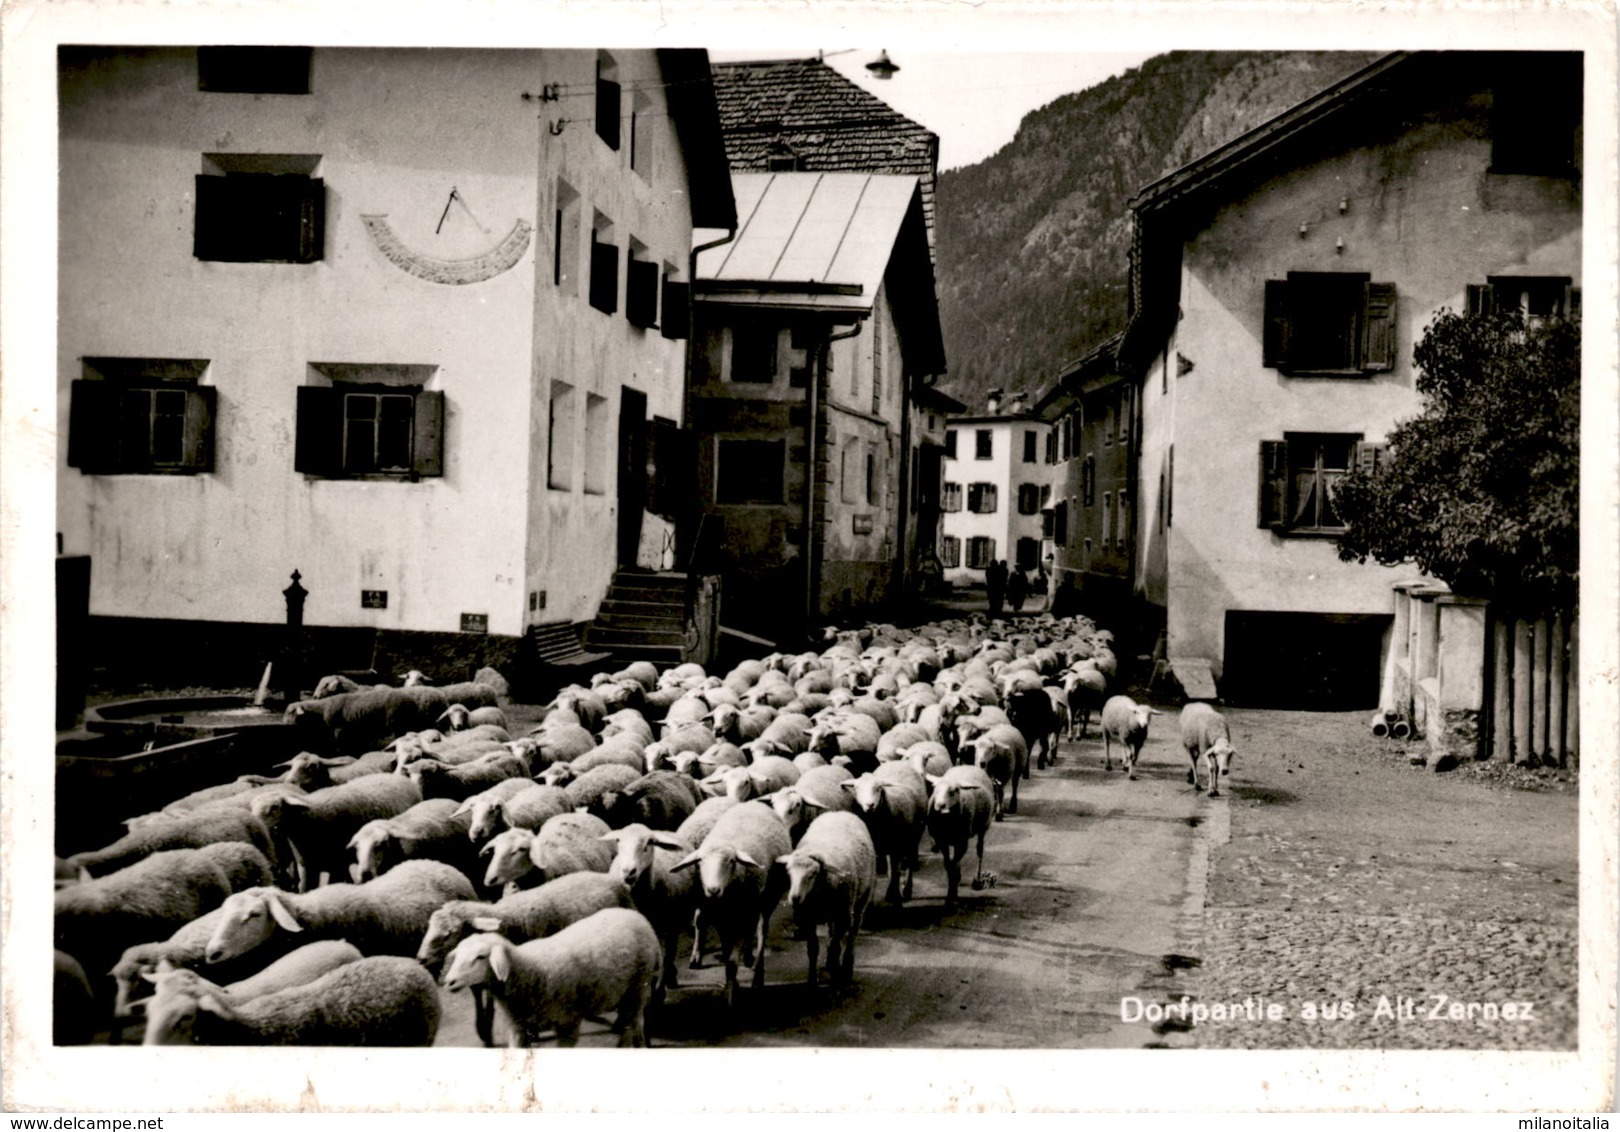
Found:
[806,321,864,634]
[682,226,735,565]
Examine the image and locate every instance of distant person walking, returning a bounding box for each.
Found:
[1007,565,1028,613]
[986,558,1007,618]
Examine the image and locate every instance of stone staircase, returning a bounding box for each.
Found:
[583,570,691,668]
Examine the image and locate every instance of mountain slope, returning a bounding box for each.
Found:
[934,50,1384,407]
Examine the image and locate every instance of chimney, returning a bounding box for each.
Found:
[986,388,1004,415]
[1008,392,1028,414]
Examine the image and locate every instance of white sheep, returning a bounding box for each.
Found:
[562,764,643,813]
[457,778,543,842]
[481,813,615,891]
[526,722,598,769]
[775,811,876,992]
[591,770,705,831]
[670,800,791,1009]
[205,859,476,963]
[539,738,646,786]
[842,762,928,905]
[347,797,478,885]
[700,754,800,803]
[963,724,1030,820]
[405,750,527,802]
[600,824,697,992]
[441,908,661,1047]
[924,766,997,908]
[67,808,278,880]
[142,956,441,1046]
[1101,695,1160,779]
[212,939,364,1002]
[769,765,856,845]
[1179,702,1237,796]
[899,742,953,781]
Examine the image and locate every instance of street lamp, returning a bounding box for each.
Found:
[865,50,900,79]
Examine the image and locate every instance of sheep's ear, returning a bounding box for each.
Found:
[925,774,942,788]
[282,795,312,810]
[775,854,797,867]
[345,832,362,850]
[78,866,94,882]
[802,799,828,813]
[670,851,702,873]
[264,894,303,932]
[649,833,687,852]
[840,780,856,792]
[734,850,763,871]
[470,916,502,933]
[1149,708,1164,716]
[451,801,474,818]
[479,840,497,858]
[487,943,512,983]
[597,830,623,843]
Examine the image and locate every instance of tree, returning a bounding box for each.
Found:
[1334,307,1580,613]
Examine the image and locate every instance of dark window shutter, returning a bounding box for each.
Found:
[1258,439,1289,528]
[626,259,659,328]
[295,386,343,476]
[194,174,228,260]
[590,239,619,314]
[180,386,217,471]
[1263,279,1291,370]
[1467,283,1496,317]
[412,390,445,478]
[1566,285,1581,318]
[660,278,690,340]
[296,178,325,263]
[1355,441,1387,477]
[596,76,621,150]
[1362,282,1397,371]
[67,380,120,472]
[1167,444,1173,528]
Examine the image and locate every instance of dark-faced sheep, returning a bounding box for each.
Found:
[843,762,927,905]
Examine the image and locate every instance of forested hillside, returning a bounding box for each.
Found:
[934,50,1383,406]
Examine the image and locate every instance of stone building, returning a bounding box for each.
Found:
[1120,50,1582,707]
[939,392,1051,590]
[57,46,734,688]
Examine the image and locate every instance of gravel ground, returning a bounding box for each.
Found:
[1161,708,1579,1050]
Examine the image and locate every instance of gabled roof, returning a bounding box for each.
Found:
[656,49,737,231]
[1034,333,1123,420]
[712,58,937,250]
[695,171,945,375]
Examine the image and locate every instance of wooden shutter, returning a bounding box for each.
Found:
[1166,444,1173,528]
[596,76,621,150]
[589,238,619,314]
[295,178,325,263]
[1354,440,1387,477]
[67,380,120,472]
[412,390,445,478]
[986,485,998,513]
[625,259,659,328]
[660,278,690,340]
[294,386,343,476]
[1262,279,1291,369]
[1258,440,1289,528]
[194,175,229,260]
[1361,282,1397,372]
[1467,283,1496,317]
[180,386,217,471]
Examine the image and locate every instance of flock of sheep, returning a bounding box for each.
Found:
[53,614,1238,1049]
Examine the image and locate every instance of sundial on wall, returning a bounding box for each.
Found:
[361,187,532,286]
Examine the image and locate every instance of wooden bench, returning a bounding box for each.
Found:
[528,622,612,672]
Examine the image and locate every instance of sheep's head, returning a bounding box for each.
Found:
[539,762,576,787]
[207,889,300,963]
[347,820,398,882]
[418,907,482,973]
[438,703,472,732]
[708,703,741,737]
[465,797,505,843]
[480,829,535,888]
[111,945,161,1019]
[141,968,230,1045]
[842,775,887,813]
[400,669,430,687]
[778,850,837,907]
[672,844,761,900]
[1207,738,1236,780]
[442,933,510,993]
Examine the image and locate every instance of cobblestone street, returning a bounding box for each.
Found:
[1162,708,1579,1050]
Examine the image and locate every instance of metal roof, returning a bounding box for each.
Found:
[696,172,920,312]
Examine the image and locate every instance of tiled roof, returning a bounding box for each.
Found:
[712,58,937,254]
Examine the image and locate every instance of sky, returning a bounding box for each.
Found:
[709,49,1156,172]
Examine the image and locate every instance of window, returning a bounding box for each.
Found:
[595,53,620,150]
[548,381,576,490]
[195,157,324,263]
[1103,492,1114,550]
[1045,431,1058,464]
[872,317,883,415]
[1258,434,1380,535]
[1081,455,1096,507]
[295,367,443,480]
[1062,414,1074,460]
[197,47,311,94]
[630,88,653,178]
[789,326,815,387]
[1042,509,1055,538]
[841,438,862,504]
[1017,484,1040,515]
[1040,484,1052,507]
[716,438,785,504]
[589,218,618,314]
[554,180,580,292]
[1264,273,1397,376]
[766,140,803,172]
[660,272,690,341]
[940,535,962,568]
[1118,386,1131,445]
[68,358,216,475]
[1118,488,1129,548]
[944,429,958,459]
[1104,402,1114,447]
[866,449,879,506]
[1016,537,1039,571]
[584,393,609,494]
[1469,276,1580,320]
[975,429,993,460]
[1491,53,1581,177]
[1167,445,1174,529]
[625,247,659,329]
[730,325,778,383]
[968,483,998,514]
[941,482,963,512]
[1023,430,1037,463]
[967,537,996,570]
[1054,500,1069,547]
